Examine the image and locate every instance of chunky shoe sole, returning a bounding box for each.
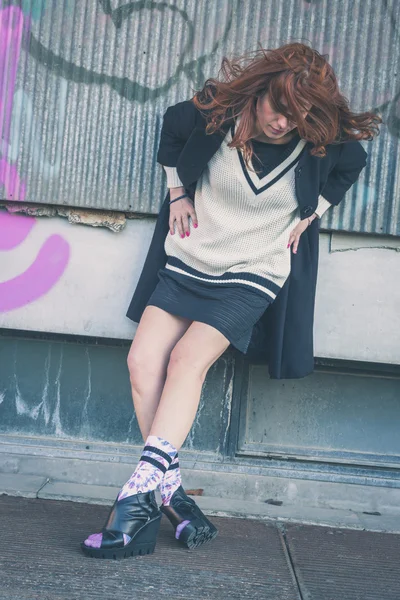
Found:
[176,516,218,549]
[80,514,162,560]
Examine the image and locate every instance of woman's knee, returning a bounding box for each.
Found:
[167,345,209,383]
[127,345,163,390]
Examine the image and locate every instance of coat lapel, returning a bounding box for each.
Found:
[176,124,230,188]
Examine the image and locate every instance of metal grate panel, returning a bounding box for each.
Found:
[0,0,399,234]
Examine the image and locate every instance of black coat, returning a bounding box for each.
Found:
[127,100,368,379]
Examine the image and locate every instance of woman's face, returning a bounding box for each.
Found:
[256,94,309,142]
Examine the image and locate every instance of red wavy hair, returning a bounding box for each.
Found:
[193,43,381,162]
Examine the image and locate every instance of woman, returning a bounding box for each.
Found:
[82,43,380,559]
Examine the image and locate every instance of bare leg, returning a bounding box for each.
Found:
[151,323,228,544]
[83,319,228,552]
[84,306,191,550]
[127,306,191,440]
[149,321,230,449]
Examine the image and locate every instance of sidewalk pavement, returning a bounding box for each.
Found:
[0,494,399,600]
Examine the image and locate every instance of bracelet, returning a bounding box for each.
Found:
[169,193,188,205]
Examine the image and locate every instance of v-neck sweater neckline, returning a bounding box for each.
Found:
[251,134,301,179]
[229,125,307,198]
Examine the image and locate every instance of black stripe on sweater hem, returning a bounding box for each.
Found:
[167,257,281,296]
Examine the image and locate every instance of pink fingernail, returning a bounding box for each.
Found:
[181,234,185,239]
[194,224,198,229]
[186,232,190,237]
[287,244,290,248]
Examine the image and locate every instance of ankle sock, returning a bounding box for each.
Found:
[118,435,177,501]
[160,453,182,506]
[84,435,177,548]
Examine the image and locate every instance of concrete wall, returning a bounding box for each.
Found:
[315,233,400,364]
[0,209,143,339]
[1,209,399,364]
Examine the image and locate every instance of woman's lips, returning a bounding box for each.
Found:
[269,125,285,135]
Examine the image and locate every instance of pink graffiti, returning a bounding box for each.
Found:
[0,6,27,200]
[0,213,70,313]
[0,7,70,311]
[0,211,35,249]
[0,158,27,200]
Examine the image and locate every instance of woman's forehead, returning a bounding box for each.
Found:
[264,92,311,112]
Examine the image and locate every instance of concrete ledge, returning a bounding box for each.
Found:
[1,475,399,535]
[37,480,118,503]
[0,473,48,498]
[198,496,400,534]
[2,438,400,534]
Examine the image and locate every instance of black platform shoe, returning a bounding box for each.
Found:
[160,486,218,549]
[81,490,162,560]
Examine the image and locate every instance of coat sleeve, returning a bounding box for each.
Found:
[156,99,200,167]
[320,141,368,206]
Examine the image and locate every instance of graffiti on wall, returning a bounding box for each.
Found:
[0,211,70,313]
[20,0,400,135]
[1,1,399,196]
[26,1,233,102]
[0,6,26,200]
[0,1,223,312]
[0,5,70,312]
[0,5,68,194]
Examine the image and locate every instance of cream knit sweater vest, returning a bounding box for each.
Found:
[164,130,307,301]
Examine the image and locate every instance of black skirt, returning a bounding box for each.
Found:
[147,267,272,353]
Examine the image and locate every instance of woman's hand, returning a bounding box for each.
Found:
[169,187,198,238]
[287,214,317,254]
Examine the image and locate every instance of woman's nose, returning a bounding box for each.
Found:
[277,115,289,130]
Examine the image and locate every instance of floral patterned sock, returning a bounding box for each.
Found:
[84,435,177,549]
[118,435,177,501]
[160,453,182,506]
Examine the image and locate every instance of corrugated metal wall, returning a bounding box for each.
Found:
[0,0,399,235]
